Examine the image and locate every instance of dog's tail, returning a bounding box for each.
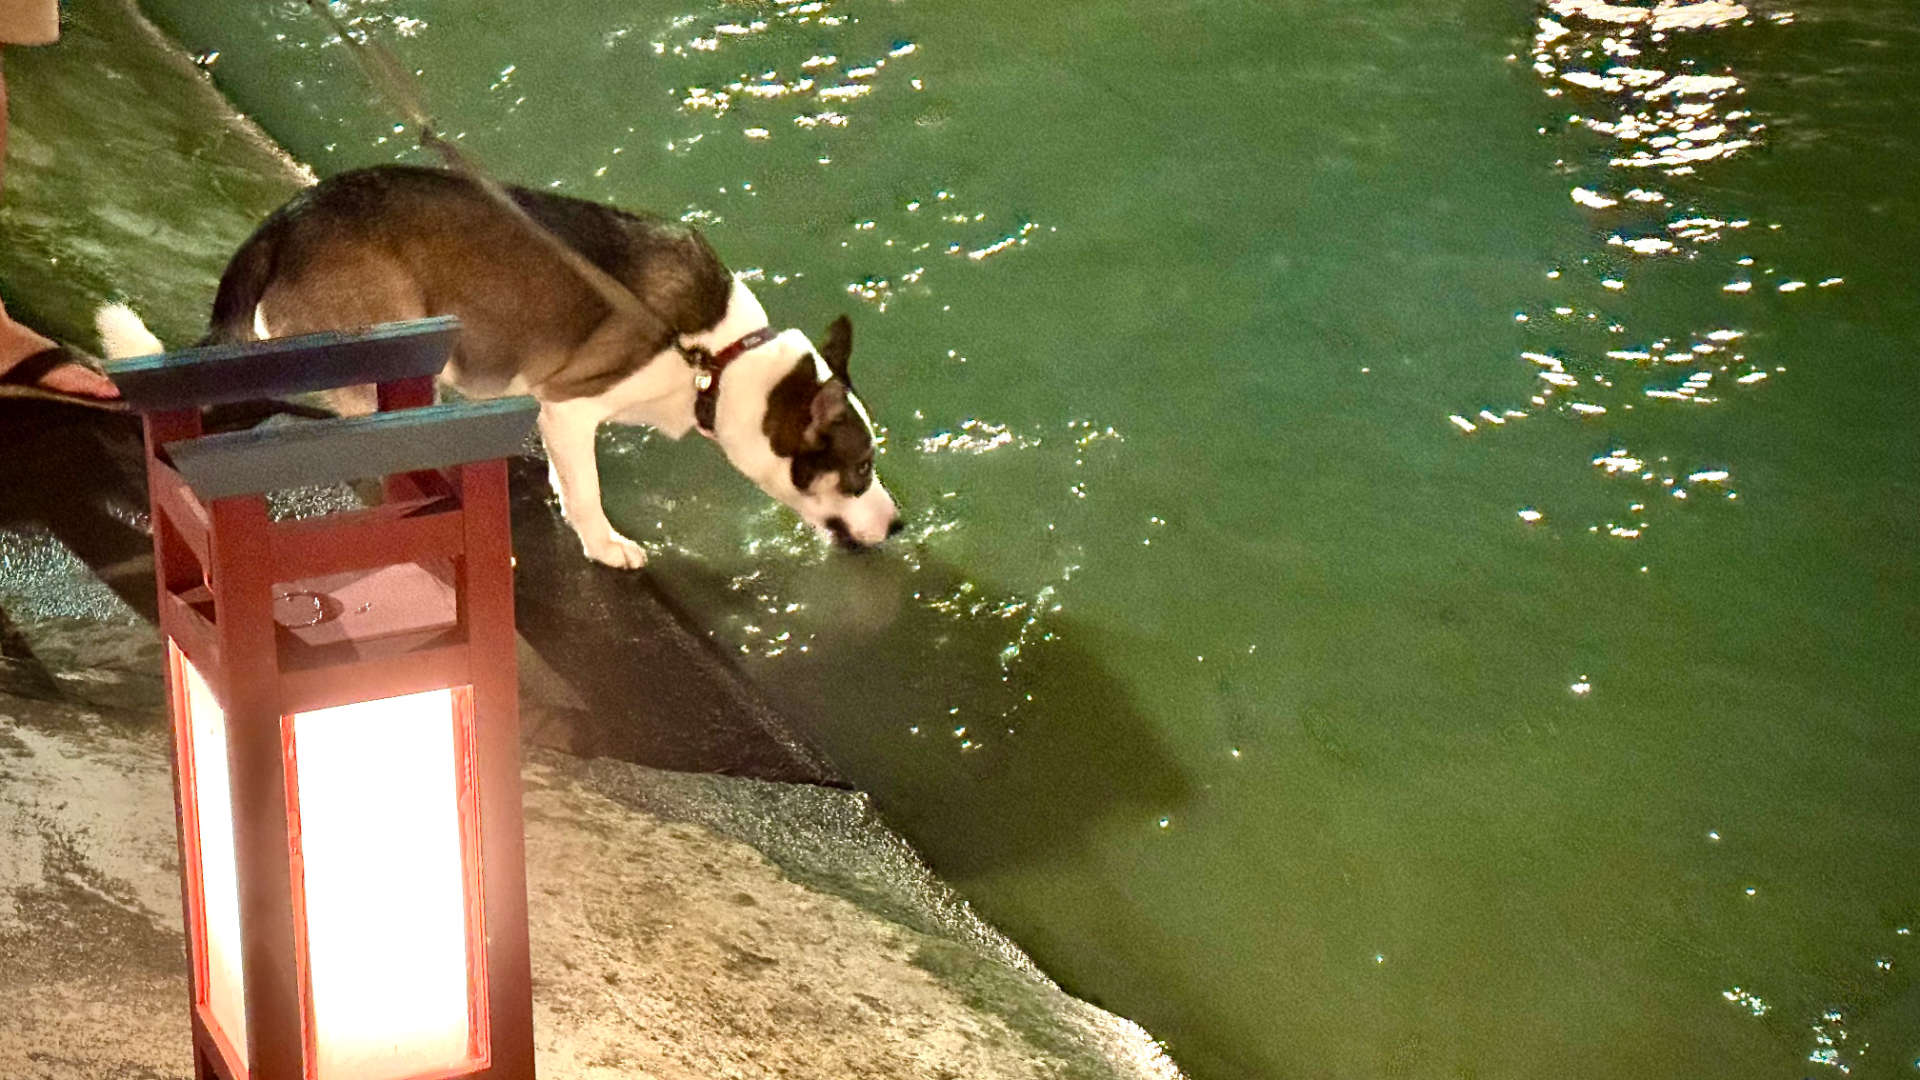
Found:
[95,302,165,360]
[204,211,292,345]
[93,301,337,426]
[101,206,293,356]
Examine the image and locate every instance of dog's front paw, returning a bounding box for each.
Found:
[582,528,649,569]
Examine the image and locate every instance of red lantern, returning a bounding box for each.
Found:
[109,319,537,1080]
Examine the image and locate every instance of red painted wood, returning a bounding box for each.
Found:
[269,503,465,580]
[377,374,437,412]
[376,467,458,506]
[160,592,222,689]
[380,376,441,505]
[149,461,211,579]
[146,409,214,1079]
[207,493,306,1080]
[456,460,536,1080]
[275,642,472,715]
[279,700,320,1080]
[170,647,223,1080]
[450,687,493,1071]
[191,1007,244,1080]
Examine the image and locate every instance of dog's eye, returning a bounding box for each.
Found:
[846,459,873,494]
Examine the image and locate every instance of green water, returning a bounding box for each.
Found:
[137,0,1920,1075]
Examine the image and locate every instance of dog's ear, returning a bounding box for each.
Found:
[820,315,852,382]
[804,379,849,446]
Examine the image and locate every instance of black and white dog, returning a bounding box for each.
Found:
[98,164,899,567]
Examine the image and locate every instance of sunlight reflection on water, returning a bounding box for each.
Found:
[719,413,1118,685]
[607,1,1084,712]
[1453,0,1840,555]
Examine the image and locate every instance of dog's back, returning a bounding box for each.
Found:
[208,166,732,400]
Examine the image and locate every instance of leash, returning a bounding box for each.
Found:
[300,1,780,433]
[299,0,664,334]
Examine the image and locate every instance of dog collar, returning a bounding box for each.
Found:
[687,326,779,434]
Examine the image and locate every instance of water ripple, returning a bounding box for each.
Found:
[655,1,917,150]
[1456,0,1841,553]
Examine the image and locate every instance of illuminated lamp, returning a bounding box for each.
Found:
[107,319,537,1080]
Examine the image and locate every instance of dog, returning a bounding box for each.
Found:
[97,164,900,567]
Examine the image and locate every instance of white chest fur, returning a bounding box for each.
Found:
[553,277,773,438]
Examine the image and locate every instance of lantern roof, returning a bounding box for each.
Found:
[165,397,537,499]
[103,316,537,498]
[106,316,461,410]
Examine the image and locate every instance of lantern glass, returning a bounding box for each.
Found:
[175,646,251,1071]
[286,687,487,1080]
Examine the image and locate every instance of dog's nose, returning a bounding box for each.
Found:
[886,516,904,538]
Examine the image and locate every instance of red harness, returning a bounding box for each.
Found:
[685,326,779,435]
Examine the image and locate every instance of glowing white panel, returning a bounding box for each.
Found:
[178,649,250,1069]
[289,689,479,1080]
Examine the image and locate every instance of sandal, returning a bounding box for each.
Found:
[0,345,127,411]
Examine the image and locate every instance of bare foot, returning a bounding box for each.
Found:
[0,305,121,400]
[24,351,121,399]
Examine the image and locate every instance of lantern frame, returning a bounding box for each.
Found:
[110,319,537,1080]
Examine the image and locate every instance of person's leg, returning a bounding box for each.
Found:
[2,51,12,190]
[0,47,120,399]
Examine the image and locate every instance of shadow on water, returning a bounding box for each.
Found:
[505,457,846,785]
[639,540,1197,881]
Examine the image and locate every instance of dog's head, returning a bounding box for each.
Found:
[718,316,900,548]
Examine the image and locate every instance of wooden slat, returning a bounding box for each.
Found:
[159,590,222,689]
[190,1007,244,1080]
[383,467,455,505]
[455,456,539,1080]
[163,397,538,500]
[269,500,465,579]
[145,408,208,602]
[276,641,471,714]
[150,461,211,571]
[106,317,461,410]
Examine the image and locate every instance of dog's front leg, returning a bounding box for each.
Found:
[537,399,648,569]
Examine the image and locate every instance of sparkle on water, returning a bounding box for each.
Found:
[133,0,1920,1076]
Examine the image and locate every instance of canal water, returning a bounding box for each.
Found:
[138,0,1920,1076]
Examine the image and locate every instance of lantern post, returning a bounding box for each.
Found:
[107,318,538,1080]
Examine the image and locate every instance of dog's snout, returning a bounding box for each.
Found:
[825,516,859,550]
[825,513,902,551]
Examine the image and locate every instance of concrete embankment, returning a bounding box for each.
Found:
[0,2,1180,1077]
